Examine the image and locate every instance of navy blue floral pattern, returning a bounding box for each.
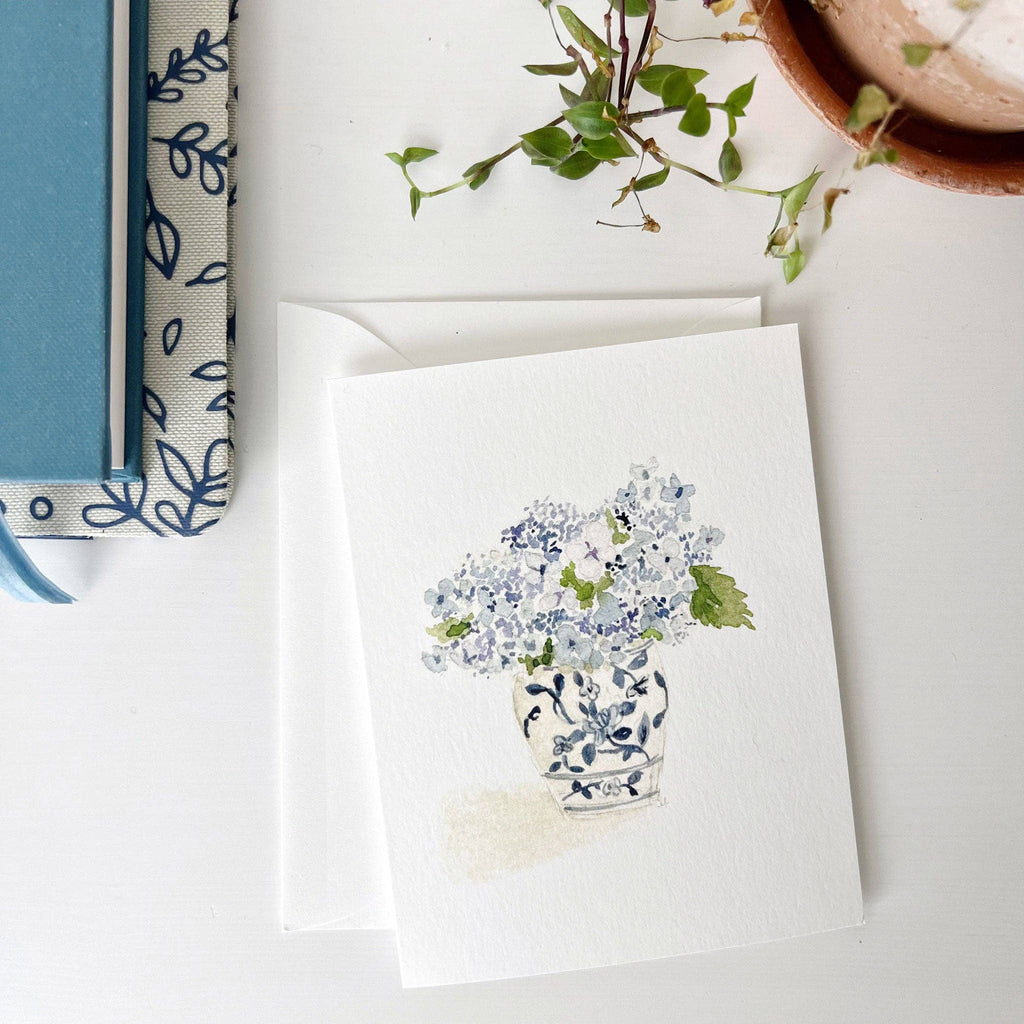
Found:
[3,1,237,539]
[513,649,669,814]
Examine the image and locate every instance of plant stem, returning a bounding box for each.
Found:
[626,104,688,122]
[617,1,630,107]
[621,124,778,197]
[658,32,762,43]
[624,0,657,104]
[408,115,568,200]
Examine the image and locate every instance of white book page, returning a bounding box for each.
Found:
[108,0,130,470]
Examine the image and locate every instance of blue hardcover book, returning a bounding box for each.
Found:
[0,0,148,484]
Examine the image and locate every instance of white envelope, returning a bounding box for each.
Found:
[278,297,762,931]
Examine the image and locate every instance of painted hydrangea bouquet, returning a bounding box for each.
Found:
[422,459,754,815]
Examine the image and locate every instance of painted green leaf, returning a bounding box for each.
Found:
[719,138,742,183]
[557,6,620,59]
[606,508,630,544]
[523,60,579,76]
[781,169,823,223]
[426,615,474,642]
[469,167,492,190]
[845,83,891,132]
[560,563,613,608]
[520,126,574,161]
[689,565,754,629]
[563,101,619,139]
[385,151,406,167]
[553,150,601,179]
[634,65,708,98]
[901,43,933,67]
[634,165,669,191]
[409,186,421,220]
[678,94,711,137]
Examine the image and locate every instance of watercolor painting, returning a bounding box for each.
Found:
[422,459,754,816]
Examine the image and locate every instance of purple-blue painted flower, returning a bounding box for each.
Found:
[693,525,725,553]
[661,475,695,518]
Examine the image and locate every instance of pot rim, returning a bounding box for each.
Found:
[749,0,1024,195]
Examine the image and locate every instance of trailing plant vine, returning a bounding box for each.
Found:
[390,0,994,281]
[390,0,828,282]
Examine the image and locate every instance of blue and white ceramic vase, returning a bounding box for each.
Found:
[512,642,668,815]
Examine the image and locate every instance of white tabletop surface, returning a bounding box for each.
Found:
[2,3,1023,1021]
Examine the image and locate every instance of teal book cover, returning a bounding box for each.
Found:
[0,0,147,484]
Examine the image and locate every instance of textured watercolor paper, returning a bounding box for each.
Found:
[329,324,863,986]
[277,298,763,932]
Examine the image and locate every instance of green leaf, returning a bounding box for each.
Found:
[678,93,710,137]
[563,100,619,139]
[403,147,438,164]
[553,150,600,179]
[462,157,497,189]
[634,165,669,191]
[409,187,421,219]
[560,83,584,107]
[557,6,620,59]
[718,138,742,183]
[780,169,823,223]
[583,131,634,160]
[581,66,611,102]
[726,110,738,138]
[610,0,653,15]
[385,151,406,167]
[520,126,574,161]
[724,76,756,116]
[523,60,579,76]
[855,146,900,168]
[469,167,492,190]
[660,69,696,108]
[634,64,708,98]
[783,243,807,283]
[689,565,754,629]
[462,157,491,178]
[845,83,891,132]
[640,627,664,641]
[901,42,933,67]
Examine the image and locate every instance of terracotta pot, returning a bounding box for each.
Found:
[749,0,1024,195]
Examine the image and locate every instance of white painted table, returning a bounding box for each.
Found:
[2,2,1022,1020]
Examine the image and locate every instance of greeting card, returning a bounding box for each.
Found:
[330,324,862,987]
